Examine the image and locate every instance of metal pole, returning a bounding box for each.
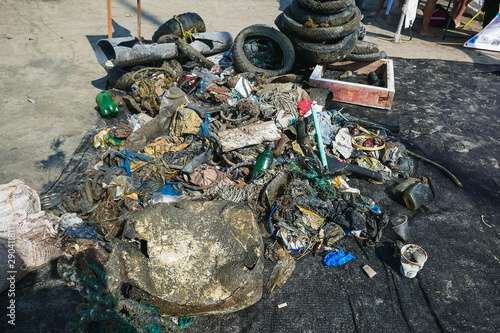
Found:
[107,0,112,39]
[393,0,409,43]
[137,0,142,42]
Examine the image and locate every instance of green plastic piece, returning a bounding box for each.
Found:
[178,316,194,328]
[96,91,119,118]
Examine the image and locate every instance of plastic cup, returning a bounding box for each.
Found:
[392,215,409,241]
[400,244,428,278]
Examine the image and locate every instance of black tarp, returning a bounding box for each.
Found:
[1,57,499,333]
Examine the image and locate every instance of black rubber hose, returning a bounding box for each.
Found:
[345,51,388,62]
[344,115,400,134]
[296,117,326,171]
[158,35,214,69]
[351,40,380,55]
[325,155,383,181]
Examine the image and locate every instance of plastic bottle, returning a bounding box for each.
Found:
[96,91,119,118]
[191,67,219,82]
[251,146,274,181]
[159,86,189,113]
[403,182,430,210]
[149,192,180,205]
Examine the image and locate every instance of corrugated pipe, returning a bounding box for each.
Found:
[94,37,178,69]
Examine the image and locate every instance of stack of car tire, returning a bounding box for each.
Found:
[277,0,387,64]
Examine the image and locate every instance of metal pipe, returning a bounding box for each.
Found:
[137,0,141,42]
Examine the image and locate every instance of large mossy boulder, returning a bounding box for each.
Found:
[106,200,264,316]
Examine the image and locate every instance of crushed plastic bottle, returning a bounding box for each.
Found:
[149,192,181,205]
[159,86,189,112]
[191,67,219,82]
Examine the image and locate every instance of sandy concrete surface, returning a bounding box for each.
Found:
[0,0,498,192]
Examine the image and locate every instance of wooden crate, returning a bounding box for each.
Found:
[309,59,395,110]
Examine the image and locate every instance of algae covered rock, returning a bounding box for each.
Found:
[106,200,264,316]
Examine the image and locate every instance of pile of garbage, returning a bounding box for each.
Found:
[0,8,462,333]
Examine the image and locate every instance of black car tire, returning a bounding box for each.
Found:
[290,31,357,64]
[152,12,206,43]
[297,0,353,14]
[232,25,295,76]
[290,0,356,27]
[282,6,361,42]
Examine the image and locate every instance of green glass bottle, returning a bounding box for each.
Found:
[251,146,274,181]
[96,91,119,118]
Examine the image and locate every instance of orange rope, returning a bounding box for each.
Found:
[7,186,17,211]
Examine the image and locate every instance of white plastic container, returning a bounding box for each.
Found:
[400,244,428,278]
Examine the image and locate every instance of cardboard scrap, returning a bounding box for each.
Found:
[362,265,377,278]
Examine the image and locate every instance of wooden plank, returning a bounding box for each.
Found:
[314,79,390,109]
[326,60,386,75]
[385,59,395,93]
[107,0,112,38]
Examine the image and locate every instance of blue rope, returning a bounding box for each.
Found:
[269,203,280,239]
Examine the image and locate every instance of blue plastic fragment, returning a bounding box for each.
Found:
[157,181,182,196]
[324,249,355,267]
[117,161,132,177]
[65,225,99,242]
[116,150,152,162]
[198,119,211,139]
[115,149,152,177]
[370,204,382,214]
